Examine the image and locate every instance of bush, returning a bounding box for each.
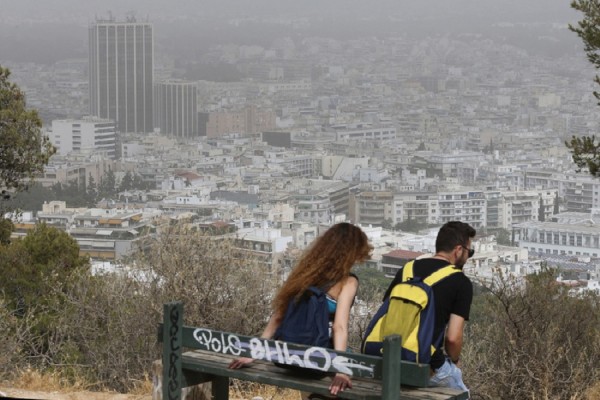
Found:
[54,223,272,391]
[463,268,600,399]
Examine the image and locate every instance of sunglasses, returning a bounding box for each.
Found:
[461,246,475,258]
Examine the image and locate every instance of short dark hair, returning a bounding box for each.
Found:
[435,221,476,253]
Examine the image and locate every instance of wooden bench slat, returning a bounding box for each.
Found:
[181,350,467,400]
[182,351,378,400]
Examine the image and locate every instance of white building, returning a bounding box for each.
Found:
[333,124,397,142]
[49,117,117,159]
[514,211,600,258]
[392,192,438,225]
[437,190,486,229]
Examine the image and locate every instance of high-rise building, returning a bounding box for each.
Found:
[49,116,117,159]
[154,81,198,138]
[89,18,153,134]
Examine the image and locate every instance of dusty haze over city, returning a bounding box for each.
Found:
[0,0,586,64]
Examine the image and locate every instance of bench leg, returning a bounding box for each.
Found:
[211,376,229,400]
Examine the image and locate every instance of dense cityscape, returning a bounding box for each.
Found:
[2,0,600,294]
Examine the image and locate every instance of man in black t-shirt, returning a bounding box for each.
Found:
[383,221,475,393]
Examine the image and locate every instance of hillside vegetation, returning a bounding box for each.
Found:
[1,223,599,399]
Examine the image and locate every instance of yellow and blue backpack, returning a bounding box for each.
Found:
[361,261,460,363]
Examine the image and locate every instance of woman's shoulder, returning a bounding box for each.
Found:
[344,273,359,288]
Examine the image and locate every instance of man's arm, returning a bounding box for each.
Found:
[445,313,465,363]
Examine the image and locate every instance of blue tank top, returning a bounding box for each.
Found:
[326,295,337,314]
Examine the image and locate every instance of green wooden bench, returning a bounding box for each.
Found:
[158,301,469,400]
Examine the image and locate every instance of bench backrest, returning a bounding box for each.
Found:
[159,323,384,379]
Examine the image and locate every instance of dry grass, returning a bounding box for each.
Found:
[230,381,301,400]
[11,367,85,392]
[2,370,301,400]
[586,381,600,400]
[1,368,152,399]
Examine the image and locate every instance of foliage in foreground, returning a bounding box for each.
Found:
[0,223,272,392]
[463,269,600,400]
[2,224,599,398]
[568,1,600,177]
[0,66,55,212]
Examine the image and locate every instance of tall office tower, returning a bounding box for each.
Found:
[154,81,198,138]
[89,17,153,134]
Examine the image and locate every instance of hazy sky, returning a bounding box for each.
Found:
[0,0,581,24]
[0,0,585,64]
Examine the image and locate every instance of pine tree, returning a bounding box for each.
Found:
[568,1,600,176]
[0,66,55,212]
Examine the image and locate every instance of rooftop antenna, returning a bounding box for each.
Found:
[126,10,137,23]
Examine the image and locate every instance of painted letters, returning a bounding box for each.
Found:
[191,328,375,377]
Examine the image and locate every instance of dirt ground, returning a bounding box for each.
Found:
[0,387,152,400]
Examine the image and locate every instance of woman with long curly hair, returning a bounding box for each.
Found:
[229,222,372,397]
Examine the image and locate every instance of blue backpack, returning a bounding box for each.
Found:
[274,286,331,348]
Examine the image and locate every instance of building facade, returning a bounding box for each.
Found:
[89,18,153,134]
[49,117,117,159]
[199,106,276,138]
[154,81,198,138]
[514,219,600,258]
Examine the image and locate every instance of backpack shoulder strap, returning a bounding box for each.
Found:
[401,260,416,282]
[423,265,461,286]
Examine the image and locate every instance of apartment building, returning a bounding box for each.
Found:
[437,190,486,229]
[264,149,316,177]
[392,192,438,226]
[412,151,483,178]
[199,105,276,138]
[35,207,154,260]
[565,180,600,213]
[351,190,394,226]
[49,117,117,159]
[291,191,335,224]
[332,124,397,142]
[39,156,118,189]
[229,226,293,275]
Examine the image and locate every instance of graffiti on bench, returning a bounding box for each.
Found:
[192,328,376,377]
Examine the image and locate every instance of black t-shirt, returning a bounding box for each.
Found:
[382,258,473,370]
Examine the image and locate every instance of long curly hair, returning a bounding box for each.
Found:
[273,222,372,318]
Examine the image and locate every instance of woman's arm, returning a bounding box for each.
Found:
[228,311,282,369]
[329,276,359,395]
